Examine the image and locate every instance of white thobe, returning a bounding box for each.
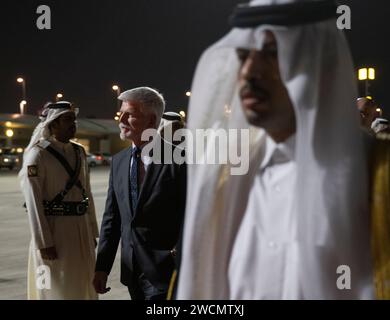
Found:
[20,137,99,300]
[228,135,299,299]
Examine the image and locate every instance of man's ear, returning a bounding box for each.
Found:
[49,120,58,133]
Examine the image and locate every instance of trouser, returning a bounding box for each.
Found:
[128,260,167,300]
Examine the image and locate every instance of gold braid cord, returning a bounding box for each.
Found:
[371,134,390,299]
[167,270,177,300]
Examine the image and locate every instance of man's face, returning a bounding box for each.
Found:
[119,100,156,141]
[237,31,296,141]
[357,98,378,129]
[51,112,77,142]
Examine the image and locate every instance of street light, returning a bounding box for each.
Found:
[368,68,375,80]
[6,129,14,138]
[358,68,367,81]
[16,77,26,110]
[114,111,121,121]
[185,91,191,97]
[56,93,63,101]
[358,67,375,96]
[112,85,121,110]
[179,110,186,118]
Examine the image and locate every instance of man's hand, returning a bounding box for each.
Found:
[40,246,58,260]
[93,271,111,294]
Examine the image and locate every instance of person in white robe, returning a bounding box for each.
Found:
[19,101,99,300]
[177,0,374,299]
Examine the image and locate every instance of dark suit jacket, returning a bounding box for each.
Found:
[95,141,186,290]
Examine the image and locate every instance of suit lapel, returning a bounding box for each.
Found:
[118,148,132,217]
[136,162,163,216]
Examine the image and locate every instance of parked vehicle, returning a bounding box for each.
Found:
[0,147,22,170]
[86,153,104,167]
[93,152,112,165]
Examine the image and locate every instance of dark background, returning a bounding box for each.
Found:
[1,0,388,118]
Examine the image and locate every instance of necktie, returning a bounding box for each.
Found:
[130,146,141,213]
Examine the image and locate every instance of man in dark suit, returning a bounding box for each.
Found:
[93,87,186,300]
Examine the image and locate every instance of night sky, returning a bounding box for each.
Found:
[1,0,389,119]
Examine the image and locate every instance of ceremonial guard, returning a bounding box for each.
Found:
[19,101,99,299]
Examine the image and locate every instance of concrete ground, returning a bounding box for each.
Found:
[0,166,129,300]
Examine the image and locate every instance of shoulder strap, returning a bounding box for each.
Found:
[65,144,82,191]
[45,144,83,191]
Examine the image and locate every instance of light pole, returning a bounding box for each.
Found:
[112,85,121,110]
[183,91,191,120]
[19,100,27,115]
[56,93,63,101]
[358,67,375,97]
[17,77,26,114]
[17,77,26,100]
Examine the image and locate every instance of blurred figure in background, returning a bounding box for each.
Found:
[158,112,186,146]
[357,97,379,132]
[357,97,390,134]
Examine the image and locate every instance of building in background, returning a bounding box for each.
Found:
[0,113,129,155]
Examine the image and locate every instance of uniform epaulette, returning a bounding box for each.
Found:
[36,140,51,149]
[70,140,86,155]
[70,140,84,148]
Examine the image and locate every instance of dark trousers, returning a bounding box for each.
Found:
[128,260,167,300]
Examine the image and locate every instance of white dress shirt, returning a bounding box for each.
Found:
[131,143,152,173]
[228,134,300,299]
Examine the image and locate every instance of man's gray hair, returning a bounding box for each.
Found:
[118,87,165,128]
